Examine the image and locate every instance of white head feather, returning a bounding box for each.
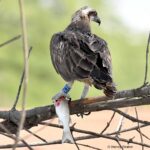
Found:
[81,7,93,15]
[71,6,100,25]
[71,6,94,22]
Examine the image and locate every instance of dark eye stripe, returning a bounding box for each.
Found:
[88,11,97,16]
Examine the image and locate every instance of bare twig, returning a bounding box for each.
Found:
[135,107,144,150]
[40,122,101,136]
[143,32,150,85]
[100,112,115,134]
[138,130,150,141]
[0,123,12,135]
[11,47,32,110]
[78,143,102,150]
[1,126,150,149]
[25,129,48,143]
[39,122,150,148]
[115,139,124,150]
[107,123,147,136]
[111,109,150,125]
[0,124,33,150]
[13,0,29,149]
[74,142,80,150]
[0,132,33,150]
[44,121,148,143]
[115,108,129,137]
[0,35,21,48]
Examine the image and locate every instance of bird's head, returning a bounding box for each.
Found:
[71,6,101,25]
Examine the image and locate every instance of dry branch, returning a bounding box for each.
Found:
[0,35,21,48]
[11,47,32,110]
[0,85,150,134]
[13,0,29,149]
[1,125,150,149]
[143,32,150,85]
[135,108,144,150]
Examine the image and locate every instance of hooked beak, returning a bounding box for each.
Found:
[93,16,101,25]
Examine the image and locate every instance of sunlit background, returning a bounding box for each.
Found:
[0,0,150,108]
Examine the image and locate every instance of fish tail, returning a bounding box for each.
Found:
[62,129,74,144]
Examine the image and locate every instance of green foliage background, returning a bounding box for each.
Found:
[0,0,149,108]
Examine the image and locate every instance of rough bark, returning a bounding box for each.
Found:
[0,85,150,134]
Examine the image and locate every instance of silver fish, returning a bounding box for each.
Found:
[54,96,74,143]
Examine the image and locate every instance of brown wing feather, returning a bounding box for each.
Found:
[50,31,93,81]
[90,34,112,75]
[85,33,116,96]
[73,32,112,79]
[78,32,112,74]
[50,31,116,96]
[73,32,116,96]
[50,32,75,81]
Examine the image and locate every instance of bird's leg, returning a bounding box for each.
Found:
[77,83,90,118]
[52,81,74,101]
[80,83,90,99]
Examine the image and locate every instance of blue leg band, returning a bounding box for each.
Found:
[62,84,71,94]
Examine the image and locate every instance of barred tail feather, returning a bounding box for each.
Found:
[93,81,117,98]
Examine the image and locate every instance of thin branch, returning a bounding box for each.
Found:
[100,112,115,134]
[0,35,21,48]
[77,143,102,150]
[1,127,150,149]
[0,124,33,150]
[46,119,148,142]
[143,32,150,85]
[115,108,129,137]
[111,109,150,126]
[0,123,12,135]
[107,124,147,136]
[137,130,150,141]
[13,0,29,149]
[0,132,33,150]
[74,142,80,150]
[11,47,32,110]
[25,129,48,143]
[40,122,98,136]
[135,107,144,150]
[39,122,150,148]
[66,134,150,148]
[115,139,124,150]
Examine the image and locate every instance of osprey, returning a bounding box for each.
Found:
[50,6,116,102]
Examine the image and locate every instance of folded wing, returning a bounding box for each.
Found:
[50,31,116,96]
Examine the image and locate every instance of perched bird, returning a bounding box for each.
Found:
[50,6,116,102]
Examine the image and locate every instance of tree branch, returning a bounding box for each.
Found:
[13,0,29,149]
[11,47,32,110]
[1,126,150,149]
[143,32,150,85]
[0,35,21,48]
[0,85,150,134]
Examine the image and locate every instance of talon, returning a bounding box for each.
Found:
[76,111,91,118]
[84,112,91,116]
[75,99,91,118]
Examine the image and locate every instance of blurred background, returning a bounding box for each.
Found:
[0,0,150,108]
